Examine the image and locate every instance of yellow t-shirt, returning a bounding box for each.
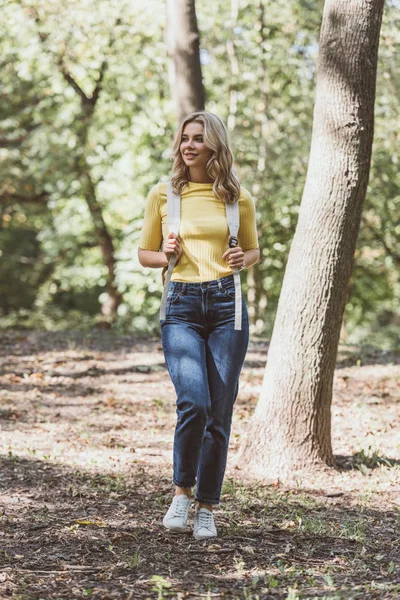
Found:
[139,181,259,282]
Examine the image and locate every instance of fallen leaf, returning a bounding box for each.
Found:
[75,518,105,527]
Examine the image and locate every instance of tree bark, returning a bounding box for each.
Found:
[166,0,205,123]
[238,0,385,479]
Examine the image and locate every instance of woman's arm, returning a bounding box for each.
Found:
[138,248,168,269]
[222,246,260,271]
[243,248,260,270]
[138,233,182,269]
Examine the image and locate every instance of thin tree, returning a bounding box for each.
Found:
[239,0,385,478]
[28,8,122,320]
[166,0,205,122]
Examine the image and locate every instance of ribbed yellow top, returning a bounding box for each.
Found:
[139,182,259,282]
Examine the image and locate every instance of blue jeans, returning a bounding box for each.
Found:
[160,274,249,504]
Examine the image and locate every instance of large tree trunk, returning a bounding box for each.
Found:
[166,0,205,123]
[238,0,385,479]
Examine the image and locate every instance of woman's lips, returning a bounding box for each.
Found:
[184,153,198,159]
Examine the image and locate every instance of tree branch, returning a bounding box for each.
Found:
[0,191,49,204]
[29,4,121,108]
[361,213,400,265]
[0,135,28,148]
[372,229,400,265]
[57,59,90,102]
[0,123,41,148]
[91,18,121,105]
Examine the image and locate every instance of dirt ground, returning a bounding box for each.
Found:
[0,331,399,599]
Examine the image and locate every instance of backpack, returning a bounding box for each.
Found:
[160,181,242,330]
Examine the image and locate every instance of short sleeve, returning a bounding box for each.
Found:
[138,184,163,251]
[238,187,259,251]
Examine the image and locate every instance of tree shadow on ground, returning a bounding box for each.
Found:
[1,455,399,599]
[1,331,399,369]
[335,346,400,369]
[335,453,400,471]
[0,364,167,379]
[0,330,155,353]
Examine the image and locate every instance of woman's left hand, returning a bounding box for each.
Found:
[222,246,245,270]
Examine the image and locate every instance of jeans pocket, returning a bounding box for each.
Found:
[174,289,186,304]
[167,286,186,306]
[220,284,235,299]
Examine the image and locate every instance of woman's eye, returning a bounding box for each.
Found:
[181,136,203,143]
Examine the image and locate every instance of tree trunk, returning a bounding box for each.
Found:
[83,172,122,318]
[238,0,385,480]
[33,12,122,322]
[166,0,205,123]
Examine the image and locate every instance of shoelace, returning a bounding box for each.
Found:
[172,497,189,518]
[197,510,213,530]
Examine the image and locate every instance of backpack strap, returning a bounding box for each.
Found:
[160,181,181,321]
[225,200,242,331]
[160,183,242,331]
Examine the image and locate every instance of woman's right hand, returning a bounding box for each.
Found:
[163,232,182,263]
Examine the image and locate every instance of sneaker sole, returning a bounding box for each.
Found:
[163,522,188,533]
[163,521,189,533]
[193,532,217,540]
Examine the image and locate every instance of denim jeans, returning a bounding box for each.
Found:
[160,274,249,504]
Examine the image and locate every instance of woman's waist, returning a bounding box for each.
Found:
[171,258,233,283]
[170,274,236,291]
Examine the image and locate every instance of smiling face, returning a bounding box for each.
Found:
[180,121,214,173]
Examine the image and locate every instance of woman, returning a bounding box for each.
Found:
[138,111,260,540]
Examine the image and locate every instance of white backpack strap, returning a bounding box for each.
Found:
[225,200,242,331]
[160,181,181,321]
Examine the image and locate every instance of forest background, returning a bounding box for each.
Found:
[1,2,400,598]
[1,0,399,349]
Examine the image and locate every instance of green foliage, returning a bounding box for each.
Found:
[349,1,400,349]
[0,0,399,347]
[1,0,172,332]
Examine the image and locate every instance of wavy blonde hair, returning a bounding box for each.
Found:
[170,111,241,204]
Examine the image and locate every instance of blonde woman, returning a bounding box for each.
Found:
[138,111,260,540]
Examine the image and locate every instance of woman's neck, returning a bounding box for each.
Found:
[188,167,214,184]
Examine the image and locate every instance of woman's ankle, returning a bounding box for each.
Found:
[175,486,192,499]
[196,502,213,512]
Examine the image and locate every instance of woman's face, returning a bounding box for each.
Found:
[180,122,214,170]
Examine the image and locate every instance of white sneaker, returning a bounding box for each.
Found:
[162,495,191,532]
[193,508,217,540]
